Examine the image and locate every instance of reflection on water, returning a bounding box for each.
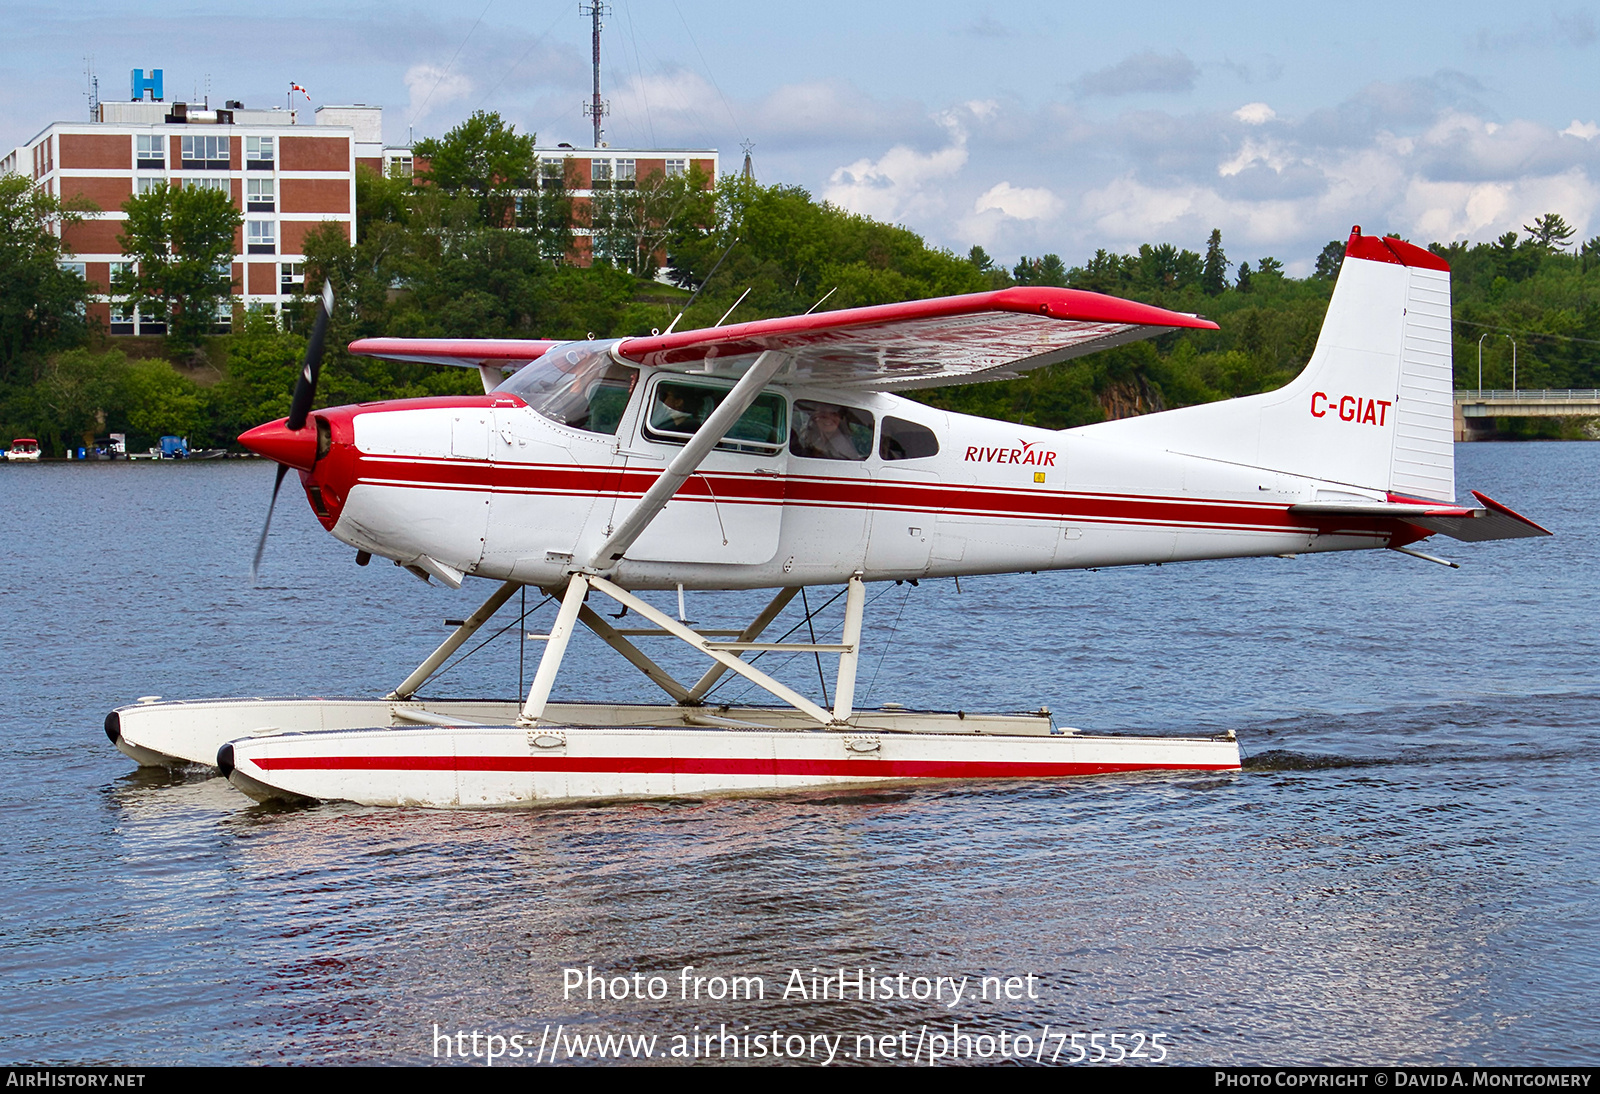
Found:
[1,447,1598,1064]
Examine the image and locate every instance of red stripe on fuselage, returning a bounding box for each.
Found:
[343,452,1337,536]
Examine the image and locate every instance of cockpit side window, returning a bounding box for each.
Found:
[498,341,637,435]
[643,379,788,455]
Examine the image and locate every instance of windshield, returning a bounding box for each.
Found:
[498,341,637,435]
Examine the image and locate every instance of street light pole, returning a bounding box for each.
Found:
[1478,332,1490,395]
[1510,337,1517,393]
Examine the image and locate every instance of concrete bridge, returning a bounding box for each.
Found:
[1453,389,1600,440]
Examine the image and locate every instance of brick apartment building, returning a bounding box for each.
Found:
[3,70,380,334]
[531,145,719,264]
[1,68,717,333]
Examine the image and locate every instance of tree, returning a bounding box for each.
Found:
[591,169,714,277]
[115,183,242,349]
[1256,256,1285,281]
[413,111,538,227]
[1524,212,1575,253]
[1235,260,1252,293]
[1581,235,1600,274]
[0,175,93,382]
[1013,254,1067,287]
[1201,229,1228,295]
[1312,240,1344,280]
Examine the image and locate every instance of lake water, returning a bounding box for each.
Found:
[0,444,1595,1066]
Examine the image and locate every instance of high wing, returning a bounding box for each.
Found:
[346,338,562,368]
[349,287,1217,393]
[347,337,562,393]
[613,287,1217,391]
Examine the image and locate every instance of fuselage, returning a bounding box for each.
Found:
[279,343,1406,592]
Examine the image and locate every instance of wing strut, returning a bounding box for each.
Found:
[584,350,791,570]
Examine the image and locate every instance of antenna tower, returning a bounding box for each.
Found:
[580,2,611,147]
[84,56,99,121]
[741,140,754,180]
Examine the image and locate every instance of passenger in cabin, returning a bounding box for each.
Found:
[792,401,869,460]
[652,385,703,434]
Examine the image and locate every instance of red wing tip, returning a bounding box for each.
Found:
[1469,490,1553,535]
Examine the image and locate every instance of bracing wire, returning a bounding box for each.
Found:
[410,0,495,130]
[420,592,554,694]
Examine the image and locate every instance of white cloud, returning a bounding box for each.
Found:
[973,181,1061,220]
[405,63,470,123]
[1234,102,1276,125]
[822,110,971,224]
[1563,119,1600,140]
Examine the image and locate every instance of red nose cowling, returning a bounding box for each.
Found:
[239,418,318,472]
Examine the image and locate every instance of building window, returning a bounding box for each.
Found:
[247,178,274,212]
[246,136,274,169]
[665,158,686,178]
[181,134,230,170]
[540,158,566,191]
[213,300,233,333]
[280,262,304,295]
[186,177,230,195]
[59,261,87,280]
[386,155,413,178]
[247,220,276,254]
[108,261,135,302]
[110,303,135,336]
[136,134,165,168]
[136,309,166,336]
[591,159,612,190]
[614,159,636,190]
[136,176,165,195]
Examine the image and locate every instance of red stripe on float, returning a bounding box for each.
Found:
[249,754,1239,777]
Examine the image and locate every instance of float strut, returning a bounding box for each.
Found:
[832,574,866,723]
[387,579,521,700]
[518,576,589,725]
[683,586,800,703]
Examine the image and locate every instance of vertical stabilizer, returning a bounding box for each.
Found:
[1075,228,1456,502]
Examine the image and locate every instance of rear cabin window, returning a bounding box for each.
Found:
[879,416,940,460]
[644,380,787,456]
[791,400,873,461]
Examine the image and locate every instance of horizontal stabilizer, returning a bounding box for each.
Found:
[1289,491,1550,542]
[1408,491,1552,542]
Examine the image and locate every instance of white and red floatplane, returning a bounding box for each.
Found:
[107,228,1547,808]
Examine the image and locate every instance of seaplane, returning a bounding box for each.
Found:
[106,227,1548,808]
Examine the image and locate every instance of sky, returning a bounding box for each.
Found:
[4,0,1599,274]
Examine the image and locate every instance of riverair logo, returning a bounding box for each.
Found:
[965,439,1058,466]
[1311,392,1392,426]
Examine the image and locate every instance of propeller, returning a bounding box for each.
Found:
[250,280,335,582]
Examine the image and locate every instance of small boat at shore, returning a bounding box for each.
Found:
[4,439,41,462]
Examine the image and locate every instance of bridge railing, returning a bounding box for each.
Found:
[1454,389,1600,403]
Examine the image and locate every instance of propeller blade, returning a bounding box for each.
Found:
[286,280,335,432]
[251,463,291,583]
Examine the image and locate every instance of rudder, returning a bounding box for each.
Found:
[1074,227,1456,502]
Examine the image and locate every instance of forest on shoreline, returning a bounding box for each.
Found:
[4,111,1599,455]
